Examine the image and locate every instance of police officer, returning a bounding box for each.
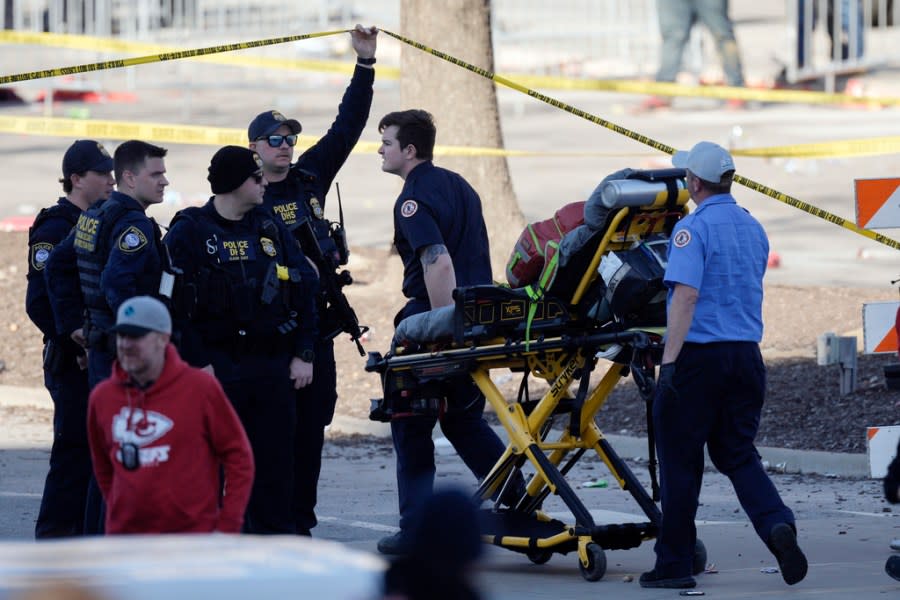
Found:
[639,142,807,589]
[46,140,170,390]
[45,139,170,535]
[163,146,319,534]
[248,23,377,536]
[27,140,114,537]
[375,109,525,555]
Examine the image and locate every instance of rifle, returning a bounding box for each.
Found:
[295,188,368,355]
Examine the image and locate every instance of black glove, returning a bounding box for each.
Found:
[657,362,676,393]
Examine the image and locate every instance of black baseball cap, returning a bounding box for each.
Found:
[62,140,114,178]
[247,110,302,141]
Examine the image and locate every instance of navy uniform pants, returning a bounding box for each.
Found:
[34,357,91,538]
[293,337,337,535]
[84,342,115,535]
[652,341,795,577]
[222,373,296,534]
[390,377,511,531]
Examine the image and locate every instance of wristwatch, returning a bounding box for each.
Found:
[300,349,316,363]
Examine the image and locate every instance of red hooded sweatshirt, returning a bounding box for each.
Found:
[88,344,254,534]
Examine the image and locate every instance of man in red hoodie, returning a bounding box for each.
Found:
[87,295,254,534]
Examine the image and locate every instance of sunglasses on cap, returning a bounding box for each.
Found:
[256,134,298,148]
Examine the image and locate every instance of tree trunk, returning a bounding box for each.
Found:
[399,0,525,278]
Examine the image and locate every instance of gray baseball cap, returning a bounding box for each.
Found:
[672,141,735,183]
[110,296,172,337]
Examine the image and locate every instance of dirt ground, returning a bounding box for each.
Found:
[2,230,898,454]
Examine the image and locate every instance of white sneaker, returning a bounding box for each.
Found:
[891,539,900,551]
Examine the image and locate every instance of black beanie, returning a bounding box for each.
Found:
[207,146,263,194]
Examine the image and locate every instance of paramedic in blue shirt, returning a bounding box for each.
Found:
[640,141,808,590]
[375,109,523,555]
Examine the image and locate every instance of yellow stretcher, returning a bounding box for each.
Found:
[366,168,708,581]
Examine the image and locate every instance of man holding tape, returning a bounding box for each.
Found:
[247,23,377,537]
[27,140,114,538]
[641,141,807,589]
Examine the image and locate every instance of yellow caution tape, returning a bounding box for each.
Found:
[506,74,900,107]
[1,27,896,247]
[4,30,899,106]
[0,115,651,158]
[0,30,402,79]
[0,29,350,85]
[732,136,900,159]
[380,29,900,251]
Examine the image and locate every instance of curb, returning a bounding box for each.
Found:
[2,385,869,478]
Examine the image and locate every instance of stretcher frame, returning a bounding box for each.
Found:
[367,174,703,581]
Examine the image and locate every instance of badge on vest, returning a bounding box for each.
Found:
[118,226,148,253]
[309,197,324,219]
[219,237,257,262]
[30,242,53,271]
[260,237,277,257]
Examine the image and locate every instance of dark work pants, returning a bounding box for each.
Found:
[390,377,511,531]
[652,342,794,577]
[222,374,297,534]
[34,359,91,538]
[84,343,115,536]
[293,338,337,535]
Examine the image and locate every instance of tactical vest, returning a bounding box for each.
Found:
[73,198,162,329]
[171,207,305,348]
[29,202,79,240]
[273,168,340,261]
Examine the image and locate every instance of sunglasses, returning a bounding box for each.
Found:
[256,134,298,148]
[250,172,265,184]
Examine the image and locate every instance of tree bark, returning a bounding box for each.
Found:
[398,0,525,277]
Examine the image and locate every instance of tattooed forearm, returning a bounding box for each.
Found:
[419,244,448,271]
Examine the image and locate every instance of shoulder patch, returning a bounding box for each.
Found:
[117,225,148,253]
[400,199,418,218]
[673,229,692,248]
[30,242,53,271]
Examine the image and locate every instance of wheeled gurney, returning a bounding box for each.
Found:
[366,168,708,581]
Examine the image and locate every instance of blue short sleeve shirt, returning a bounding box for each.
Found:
[393,162,492,302]
[664,194,769,343]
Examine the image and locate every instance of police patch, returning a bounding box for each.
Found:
[673,229,692,248]
[30,242,53,271]
[400,199,418,218]
[309,197,324,219]
[260,236,277,257]
[117,226,148,253]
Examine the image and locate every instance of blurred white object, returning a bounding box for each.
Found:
[0,534,384,600]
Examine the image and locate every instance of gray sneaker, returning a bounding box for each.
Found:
[891,539,900,552]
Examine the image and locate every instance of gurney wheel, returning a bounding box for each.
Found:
[526,550,552,565]
[578,542,607,582]
[692,538,708,575]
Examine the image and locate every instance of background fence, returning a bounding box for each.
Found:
[1,0,898,92]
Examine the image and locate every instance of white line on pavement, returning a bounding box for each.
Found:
[0,491,41,498]
[318,516,399,533]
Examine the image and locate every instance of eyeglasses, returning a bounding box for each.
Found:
[250,172,265,184]
[256,134,297,148]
